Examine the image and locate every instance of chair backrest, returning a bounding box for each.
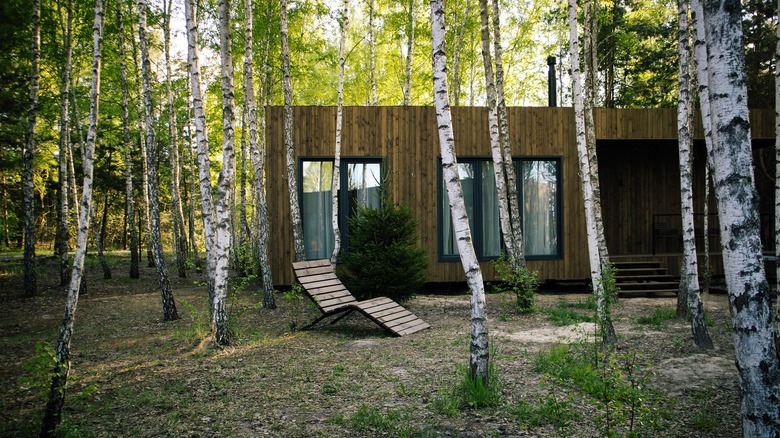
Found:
[292,260,358,313]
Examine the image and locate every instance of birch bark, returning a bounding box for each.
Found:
[431,0,490,383]
[41,1,102,433]
[138,0,178,321]
[478,0,516,266]
[569,0,616,345]
[212,0,237,344]
[22,0,41,297]
[331,0,348,263]
[57,0,74,286]
[281,0,306,261]
[118,0,139,279]
[450,0,471,107]
[163,0,187,278]
[184,0,217,312]
[775,0,780,348]
[243,0,275,308]
[369,0,377,106]
[676,0,712,348]
[700,0,780,433]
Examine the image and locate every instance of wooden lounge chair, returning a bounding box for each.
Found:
[292,259,430,337]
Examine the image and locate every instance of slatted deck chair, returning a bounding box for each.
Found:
[292,259,430,337]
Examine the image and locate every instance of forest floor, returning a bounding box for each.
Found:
[0,252,741,437]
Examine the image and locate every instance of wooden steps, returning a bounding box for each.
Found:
[612,259,679,297]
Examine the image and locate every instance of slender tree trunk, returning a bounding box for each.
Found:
[403,0,415,106]
[22,0,41,297]
[238,109,249,273]
[490,0,525,268]
[57,0,74,287]
[185,0,217,313]
[212,0,237,345]
[244,0,275,308]
[331,0,348,263]
[118,0,139,279]
[775,0,780,349]
[676,0,712,348]
[450,0,471,107]
[91,194,112,279]
[583,0,609,270]
[138,0,178,322]
[699,0,780,433]
[281,0,306,261]
[431,0,490,384]
[569,0,616,346]
[478,0,517,267]
[184,73,201,272]
[41,1,103,433]
[368,0,377,105]
[130,21,154,268]
[163,0,187,279]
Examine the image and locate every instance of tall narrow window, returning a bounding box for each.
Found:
[441,162,475,256]
[519,159,560,257]
[301,158,383,260]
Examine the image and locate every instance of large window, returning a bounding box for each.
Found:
[300,158,382,260]
[439,157,561,260]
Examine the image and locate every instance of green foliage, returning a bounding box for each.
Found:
[533,342,667,436]
[433,350,501,413]
[338,196,427,304]
[176,299,210,341]
[512,391,581,431]
[18,341,60,397]
[543,306,594,326]
[689,387,720,431]
[348,405,422,437]
[636,307,677,329]
[491,255,538,312]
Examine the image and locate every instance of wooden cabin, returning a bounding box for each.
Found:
[264,106,775,286]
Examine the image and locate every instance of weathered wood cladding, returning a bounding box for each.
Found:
[265,106,775,285]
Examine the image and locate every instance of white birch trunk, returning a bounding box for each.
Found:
[569,0,616,345]
[243,0,275,309]
[138,0,178,321]
[212,0,236,345]
[700,0,780,433]
[57,0,73,287]
[163,0,187,279]
[403,0,415,106]
[676,0,712,348]
[491,0,525,268]
[478,0,516,266]
[774,0,780,349]
[331,0,349,263]
[22,0,41,297]
[281,0,306,261]
[184,0,217,312]
[430,0,490,383]
[117,1,139,279]
[41,1,102,433]
[450,0,471,107]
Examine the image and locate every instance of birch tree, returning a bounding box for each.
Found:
[243,0,275,308]
[403,0,415,106]
[675,0,712,348]
[163,0,187,279]
[699,0,780,433]
[281,0,306,261]
[430,0,490,383]
[368,0,377,105]
[331,0,349,263]
[138,0,178,321]
[478,0,518,268]
[184,0,217,312]
[569,0,616,345]
[118,0,139,279]
[207,0,238,344]
[22,0,41,297]
[775,0,780,347]
[56,0,74,287]
[450,0,471,107]
[41,0,103,433]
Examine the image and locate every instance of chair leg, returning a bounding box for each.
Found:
[329,309,355,325]
[302,313,331,330]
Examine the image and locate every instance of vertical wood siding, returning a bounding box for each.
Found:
[266,106,774,285]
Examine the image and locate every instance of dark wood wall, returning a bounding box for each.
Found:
[264,106,775,285]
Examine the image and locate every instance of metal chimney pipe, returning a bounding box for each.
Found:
[547,56,557,107]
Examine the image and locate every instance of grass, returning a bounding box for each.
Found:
[636,307,677,329]
[542,298,596,326]
[512,392,582,431]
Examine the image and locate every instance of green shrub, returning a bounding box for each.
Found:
[491,255,538,311]
[338,197,428,304]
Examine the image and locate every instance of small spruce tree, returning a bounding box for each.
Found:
[338,193,428,304]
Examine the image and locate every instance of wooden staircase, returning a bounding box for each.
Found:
[612,259,679,297]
